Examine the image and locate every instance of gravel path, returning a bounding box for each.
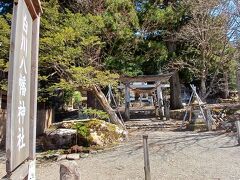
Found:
[0,129,239,180]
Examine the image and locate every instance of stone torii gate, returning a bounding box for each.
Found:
[119,73,173,121]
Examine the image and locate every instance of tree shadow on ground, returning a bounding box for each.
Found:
[112,129,239,161]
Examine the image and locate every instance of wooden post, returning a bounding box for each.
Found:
[189,106,192,123]
[157,82,164,119]
[29,14,40,161]
[143,135,151,180]
[60,161,80,180]
[0,90,2,109]
[150,96,154,106]
[140,93,143,107]
[163,98,170,120]
[236,120,240,145]
[203,108,213,131]
[181,91,194,129]
[125,83,130,121]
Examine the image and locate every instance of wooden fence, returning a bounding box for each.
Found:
[37,108,54,136]
[0,108,54,149]
[0,109,6,148]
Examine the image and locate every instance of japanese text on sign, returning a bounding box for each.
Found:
[17,14,28,152]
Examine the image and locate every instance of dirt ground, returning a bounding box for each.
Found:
[0,127,239,180]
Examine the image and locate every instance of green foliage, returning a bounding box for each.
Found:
[0,15,10,64]
[38,0,137,105]
[72,91,82,105]
[0,14,10,90]
[39,1,106,104]
[71,119,123,147]
[73,122,90,138]
[104,0,139,38]
[71,66,119,89]
[40,79,75,107]
[0,79,7,91]
[0,0,238,105]
[86,119,104,130]
[138,40,168,75]
[83,108,110,120]
[136,0,185,32]
[104,39,169,76]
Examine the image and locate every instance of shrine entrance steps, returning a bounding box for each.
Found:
[125,118,182,131]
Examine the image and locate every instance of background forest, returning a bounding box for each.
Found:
[0,0,240,111]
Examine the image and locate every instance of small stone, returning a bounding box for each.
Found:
[82,149,90,153]
[104,147,111,151]
[80,153,89,158]
[57,155,67,161]
[44,154,59,160]
[90,150,97,154]
[212,124,217,130]
[61,122,73,129]
[36,154,43,160]
[119,138,124,142]
[70,145,83,153]
[66,153,80,160]
[97,150,103,153]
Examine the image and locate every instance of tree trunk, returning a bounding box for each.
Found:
[87,90,102,110]
[166,39,183,110]
[92,85,125,128]
[0,91,2,109]
[236,65,240,145]
[170,72,183,110]
[200,76,207,100]
[222,72,229,99]
[237,65,240,101]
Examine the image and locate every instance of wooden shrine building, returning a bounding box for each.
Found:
[119,73,173,121]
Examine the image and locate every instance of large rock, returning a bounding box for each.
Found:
[90,132,104,146]
[41,129,77,150]
[41,119,126,150]
[60,161,80,180]
[86,120,126,146]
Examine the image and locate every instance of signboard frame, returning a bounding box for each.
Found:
[6,0,42,178]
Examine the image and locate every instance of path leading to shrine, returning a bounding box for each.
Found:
[39,127,240,180]
[0,120,239,180]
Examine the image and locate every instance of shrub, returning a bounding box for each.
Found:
[83,108,109,120]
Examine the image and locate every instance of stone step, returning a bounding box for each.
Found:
[126,126,177,129]
[125,120,182,130]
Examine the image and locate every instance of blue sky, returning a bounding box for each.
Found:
[220,0,240,43]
